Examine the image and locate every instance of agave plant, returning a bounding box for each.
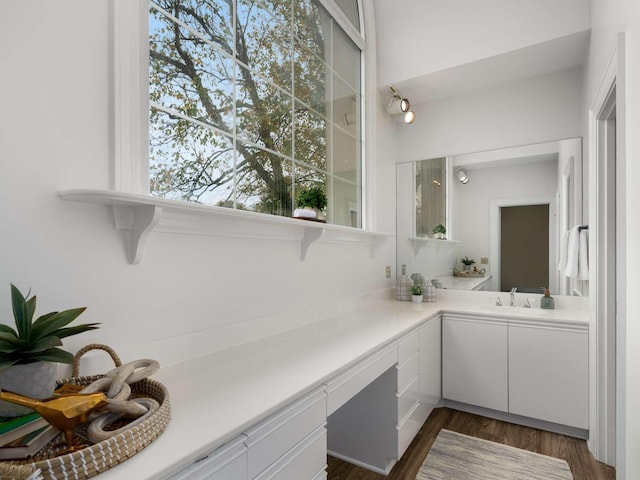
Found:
[0,284,99,368]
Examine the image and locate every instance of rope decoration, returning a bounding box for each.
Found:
[79,359,160,443]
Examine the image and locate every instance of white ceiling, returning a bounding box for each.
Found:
[386,30,590,106]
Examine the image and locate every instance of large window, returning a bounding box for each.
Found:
[149,0,363,227]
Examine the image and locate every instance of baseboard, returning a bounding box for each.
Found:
[327,450,396,475]
[438,400,589,440]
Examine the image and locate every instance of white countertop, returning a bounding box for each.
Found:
[95,291,588,479]
[434,272,492,290]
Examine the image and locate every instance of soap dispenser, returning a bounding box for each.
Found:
[540,288,555,309]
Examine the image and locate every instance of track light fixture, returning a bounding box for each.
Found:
[387,85,416,124]
[457,167,469,184]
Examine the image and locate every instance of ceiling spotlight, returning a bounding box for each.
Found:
[388,96,410,115]
[403,110,416,124]
[387,85,416,125]
[457,167,469,184]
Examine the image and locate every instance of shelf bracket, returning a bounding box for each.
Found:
[112,204,162,264]
[300,227,325,261]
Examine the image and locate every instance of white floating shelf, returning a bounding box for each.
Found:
[409,237,460,256]
[59,189,393,264]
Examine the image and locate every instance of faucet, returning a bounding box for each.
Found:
[524,298,531,308]
[510,287,517,306]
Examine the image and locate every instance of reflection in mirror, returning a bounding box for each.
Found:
[396,138,586,295]
[416,158,447,238]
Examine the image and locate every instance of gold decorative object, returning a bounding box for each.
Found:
[0,390,108,449]
[0,344,170,480]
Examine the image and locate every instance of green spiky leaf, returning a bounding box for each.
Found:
[27,348,74,365]
[5,284,99,365]
[30,308,88,342]
[0,324,18,337]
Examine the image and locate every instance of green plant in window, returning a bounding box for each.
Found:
[432,224,446,235]
[296,186,328,211]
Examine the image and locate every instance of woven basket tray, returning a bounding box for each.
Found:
[0,344,171,480]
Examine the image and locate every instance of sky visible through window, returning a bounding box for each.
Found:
[148,0,362,227]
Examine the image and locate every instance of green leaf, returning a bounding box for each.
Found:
[30,307,87,341]
[29,348,74,365]
[0,332,24,346]
[0,340,22,354]
[10,284,28,338]
[23,336,62,353]
[52,324,100,340]
[30,311,57,330]
[23,295,37,338]
[0,358,18,369]
[0,324,18,337]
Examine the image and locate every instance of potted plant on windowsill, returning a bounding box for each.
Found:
[461,256,476,271]
[293,186,328,222]
[410,285,423,303]
[0,284,99,416]
[432,224,446,239]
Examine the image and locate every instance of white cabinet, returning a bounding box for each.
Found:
[244,388,326,479]
[169,436,248,480]
[172,389,326,480]
[442,314,508,412]
[508,322,588,429]
[442,313,589,431]
[418,316,441,418]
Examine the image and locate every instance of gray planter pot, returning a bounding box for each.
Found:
[0,362,58,417]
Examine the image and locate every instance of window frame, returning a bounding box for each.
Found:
[112,0,371,228]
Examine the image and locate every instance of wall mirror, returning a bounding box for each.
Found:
[396,138,586,295]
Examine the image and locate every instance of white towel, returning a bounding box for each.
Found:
[557,230,569,271]
[564,226,580,278]
[578,229,589,280]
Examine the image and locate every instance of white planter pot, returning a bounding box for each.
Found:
[412,295,423,303]
[0,362,58,416]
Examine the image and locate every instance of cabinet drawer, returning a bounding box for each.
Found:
[253,426,327,480]
[397,374,420,422]
[397,350,419,392]
[396,401,424,460]
[325,344,397,415]
[170,436,247,480]
[245,388,326,479]
[398,331,419,362]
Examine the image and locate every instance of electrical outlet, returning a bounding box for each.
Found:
[481,257,489,265]
[385,266,391,278]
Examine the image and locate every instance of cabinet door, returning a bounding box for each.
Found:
[442,315,508,411]
[509,325,588,429]
[419,316,441,417]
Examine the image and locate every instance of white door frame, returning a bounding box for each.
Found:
[489,194,557,293]
[588,32,626,470]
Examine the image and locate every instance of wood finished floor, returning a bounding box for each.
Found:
[327,407,616,480]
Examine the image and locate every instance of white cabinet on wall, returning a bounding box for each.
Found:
[508,321,588,429]
[442,314,508,411]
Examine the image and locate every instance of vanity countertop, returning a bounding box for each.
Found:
[94,290,588,479]
[433,272,492,290]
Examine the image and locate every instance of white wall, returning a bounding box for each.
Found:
[452,161,558,276]
[394,68,583,163]
[374,0,590,86]
[0,2,397,370]
[583,1,640,477]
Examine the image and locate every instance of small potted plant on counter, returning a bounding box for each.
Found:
[410,285,423,303]
[0,284,100,416]
[293,186,327,222]
[461,256,476,271]
[432,224,446,239]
